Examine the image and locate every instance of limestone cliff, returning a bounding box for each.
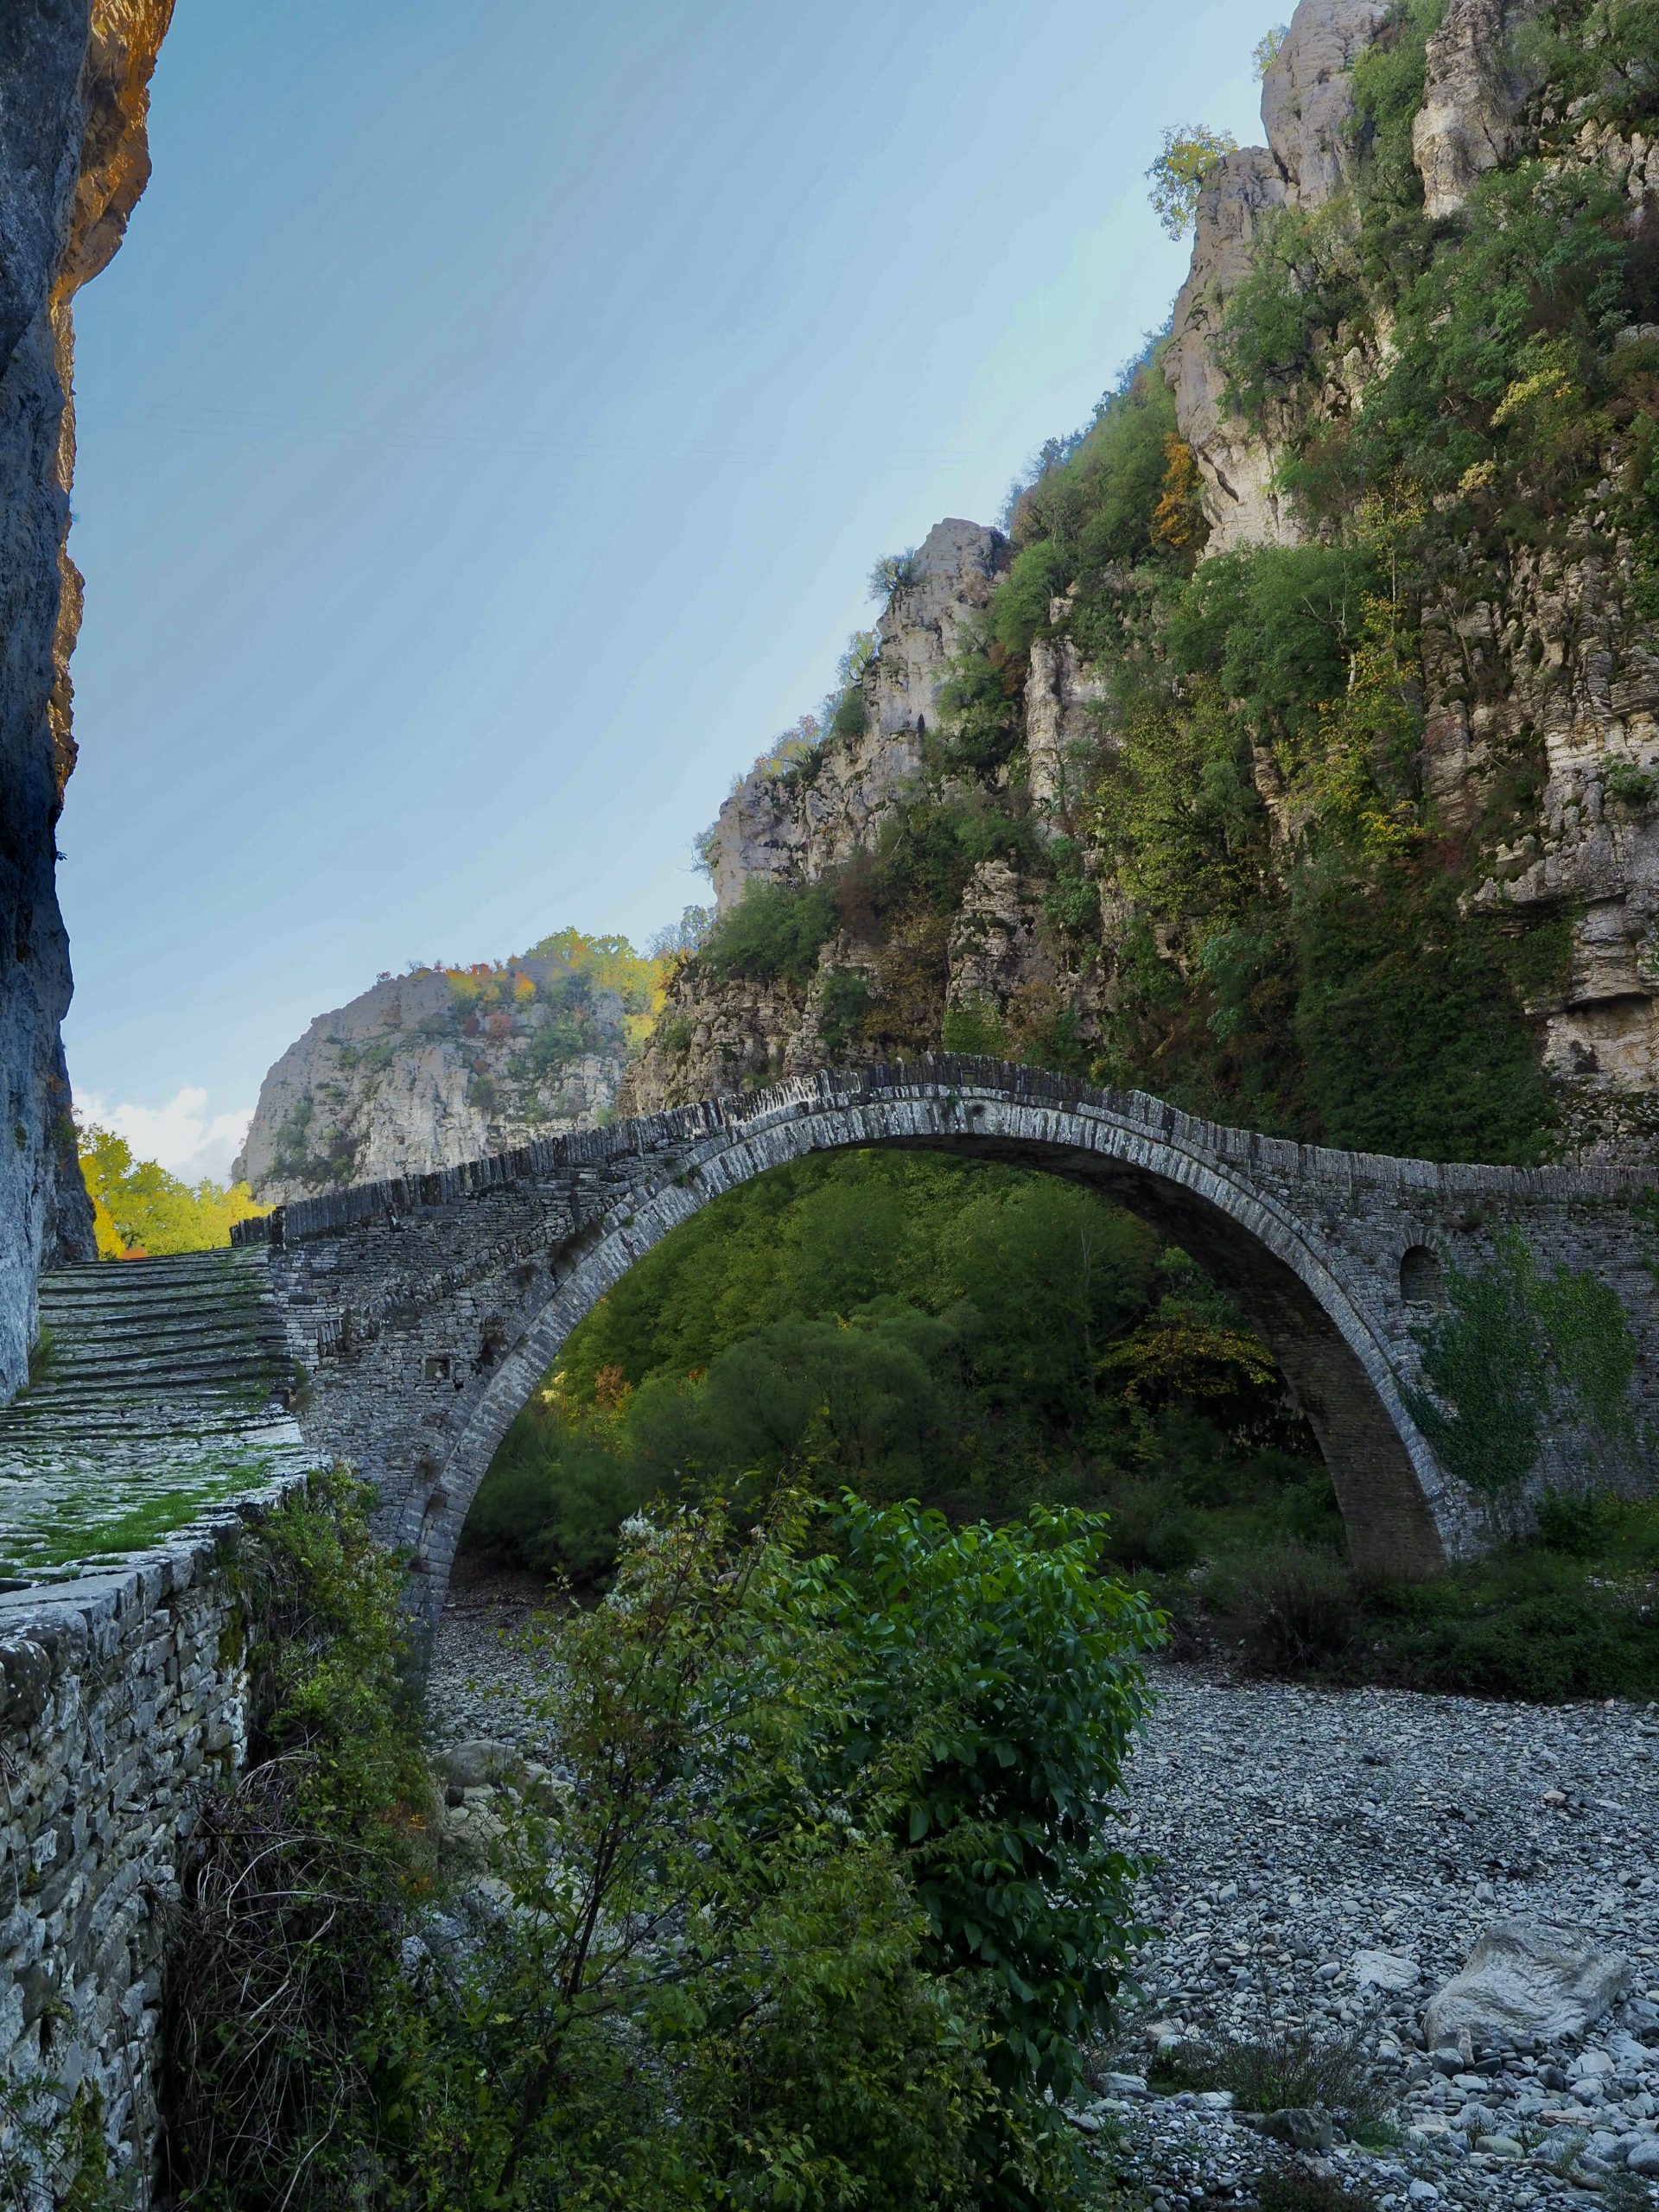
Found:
[629,0,1659,1166]
[0,1,173,1398]
[237,937,659,1204]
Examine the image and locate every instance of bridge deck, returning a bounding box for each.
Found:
[0,1251,309,1585]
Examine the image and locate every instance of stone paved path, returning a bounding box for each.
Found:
[0,1252,307,1579]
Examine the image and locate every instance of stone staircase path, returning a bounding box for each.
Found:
[0,1251,311,1581]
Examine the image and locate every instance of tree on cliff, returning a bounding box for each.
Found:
[1146,124,1238,238]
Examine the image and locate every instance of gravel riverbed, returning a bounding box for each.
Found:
[429,1583,1659,2209]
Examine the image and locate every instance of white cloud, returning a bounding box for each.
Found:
[77,1088,254,1187]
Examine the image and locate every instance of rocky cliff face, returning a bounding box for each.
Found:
[0,2,173,1398]
[707,519,1007,912]
[237,938,658,1204]
[630,0,1659,1166]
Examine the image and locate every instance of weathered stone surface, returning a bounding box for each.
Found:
[1354,1946,1421,1993]
[0,1,173,1402]
[1413,0,1543,218]
[429,1737,523,1789]
[702,518,1006,913]
[1164,0,1388,554]
[1423,1920,1633,2048]
[1163,146,1295,556]
[222,1060,1659,1632]
[1026,609,1111,829]
[0,1468,319,2208]
[237,962,636,1205]
[1261,0,1392,204]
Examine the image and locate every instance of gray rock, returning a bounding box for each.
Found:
[1422,1921,1631,2048]
[1262,2106,1334,2152]
[1629,2136,1659,2177]
[429,1738,524,1789]
[1355,1946,1421,1992]
[1412,0,1543,219]
[237,957,638,1205]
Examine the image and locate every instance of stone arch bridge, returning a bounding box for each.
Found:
[205,1058,1659,1629]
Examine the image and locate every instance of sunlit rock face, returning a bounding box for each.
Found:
[1412,0,1544,219]
[237,959,644,1205]
[0,1,174,1399]
[628,0,1659,1155]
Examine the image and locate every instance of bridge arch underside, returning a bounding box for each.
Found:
[410,1104,1452,1618]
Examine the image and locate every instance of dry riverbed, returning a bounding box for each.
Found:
[429,1578,1659,2210]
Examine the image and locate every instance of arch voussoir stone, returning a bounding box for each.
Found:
[233,1057,1659,1632]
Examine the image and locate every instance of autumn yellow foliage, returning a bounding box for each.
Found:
[78,1123,270,1258]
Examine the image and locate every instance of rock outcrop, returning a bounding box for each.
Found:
[237,939,656,1204]
[1164,0,1388,553]
[1412,0,1543,218]
[706,518,1006,912]
[0,2,173,1400]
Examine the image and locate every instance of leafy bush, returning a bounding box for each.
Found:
[870,546,920,597]
[404,1497,1156,2209]
[164,1473,432,2209]
[1208,1541,1357,1671]
[700,876,836,986]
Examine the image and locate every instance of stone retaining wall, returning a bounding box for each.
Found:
[0,1473,312,2207]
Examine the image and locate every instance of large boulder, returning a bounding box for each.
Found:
[1422,1920,1631,2048]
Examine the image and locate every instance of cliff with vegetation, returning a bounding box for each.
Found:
[0,1,174,1397]
[627,0,1659,1170]
[237,932,665,1203]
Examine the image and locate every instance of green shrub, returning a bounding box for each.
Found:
[1361,1554,1659,1701]
[700,876,836,986]
[1209,1541,1357,1671]
[817,963,874,1056]
[1103,1484,1204,1573]
[387,1497,1158,2209]
[1151,2024,1387,2129]
[164,1472,432,2209]
[942,995,1011,1057]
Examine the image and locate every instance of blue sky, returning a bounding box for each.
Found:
[63,0,1267,1177]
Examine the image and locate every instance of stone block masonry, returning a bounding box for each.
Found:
[0,1473,316,2208]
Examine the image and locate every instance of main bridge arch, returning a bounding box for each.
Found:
[240,1058,1656,1631]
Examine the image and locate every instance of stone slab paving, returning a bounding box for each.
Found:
[0,1252,307,1579]
[428,1593,1659,2209]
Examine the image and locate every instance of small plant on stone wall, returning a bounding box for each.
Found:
[0,2075,125,2212]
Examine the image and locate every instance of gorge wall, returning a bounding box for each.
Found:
[0,2,173,1399]
[236,934,663,1204]
[626,0,1659,1173]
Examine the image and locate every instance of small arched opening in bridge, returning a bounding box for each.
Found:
[403,1087,1453,1622]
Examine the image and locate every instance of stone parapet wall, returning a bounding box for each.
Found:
[0,1471,313,2206]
